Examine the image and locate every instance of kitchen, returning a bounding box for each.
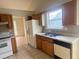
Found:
[0,0,79,59]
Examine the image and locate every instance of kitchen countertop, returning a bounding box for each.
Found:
[36,33,79,44]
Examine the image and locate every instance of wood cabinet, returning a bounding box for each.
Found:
[36,35,42,49]
[11,37,17,53]
[0,14,8,22]
[36,35,54,56]
[0,14,13,29]
[42,39,47,53]
[46,42,54,56]
[7,15,13,29]
[32,13,42,25]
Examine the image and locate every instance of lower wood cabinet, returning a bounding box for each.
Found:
[46,42,54,56]
[11,37,17,53]
[36,35,54,56]
[42,39,47,53]
[36,35,42,49]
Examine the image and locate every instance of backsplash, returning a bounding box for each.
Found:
[43,25,79,37]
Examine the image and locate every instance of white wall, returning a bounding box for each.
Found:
[0,0,71,12]
[0,0,32,11]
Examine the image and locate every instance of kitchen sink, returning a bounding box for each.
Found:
[44,33,63,37]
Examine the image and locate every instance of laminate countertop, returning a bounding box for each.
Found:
[36,33,79,44]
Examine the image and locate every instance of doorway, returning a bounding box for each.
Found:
[13,16,27,48]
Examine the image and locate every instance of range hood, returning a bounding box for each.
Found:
[0,22,8,25]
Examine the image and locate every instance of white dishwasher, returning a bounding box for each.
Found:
[54,40,71,59]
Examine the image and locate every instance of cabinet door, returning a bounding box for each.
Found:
[36,35,54,56]
[7,15,13,29]
[36,36,42,49]
[42,39,47,53]
[11,38,17,53]
[0,15,1,22]
[0,14,8,22]
[46,42,54,56]
[0,14,13,29]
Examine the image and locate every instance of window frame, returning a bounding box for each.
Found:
[46,9,63,29]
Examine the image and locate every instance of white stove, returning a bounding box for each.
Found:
[0,32,13,59]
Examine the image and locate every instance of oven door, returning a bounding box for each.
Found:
[0,38,12,54]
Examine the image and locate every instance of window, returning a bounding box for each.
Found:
[46,9,63,29]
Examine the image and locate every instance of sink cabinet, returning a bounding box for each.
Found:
[36,35,42,49]
[46,42,54,56]
[36,35,54,56]
[36,34,75,59]
[41,39,47,52]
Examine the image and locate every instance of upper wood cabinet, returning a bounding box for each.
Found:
[32,13,42,25]
[0,14,13,29]
[7,15,13,29]
[0,14,8,22]
[32,13,42,20]
[62,1,76,25]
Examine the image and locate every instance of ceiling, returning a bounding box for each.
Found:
[0,0,71,15]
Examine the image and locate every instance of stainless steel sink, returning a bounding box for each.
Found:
[44,33,63,37]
